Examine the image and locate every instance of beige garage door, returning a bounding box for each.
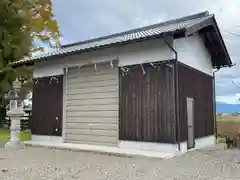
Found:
[65,63,119,146]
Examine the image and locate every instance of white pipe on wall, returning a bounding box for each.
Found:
[62,68,68,142]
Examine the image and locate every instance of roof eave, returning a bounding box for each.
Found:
[10,59,33,68]
[185,18,213,37]
[185,16,232,68]
[211,15,233,68]
[12,31,180,66]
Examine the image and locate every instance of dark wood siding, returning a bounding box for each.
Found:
[178,62,214,142]
[31,75,63,136]
[119,63,176,143]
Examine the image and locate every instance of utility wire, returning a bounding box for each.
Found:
[232,81,240,89]
[222,29,240,38]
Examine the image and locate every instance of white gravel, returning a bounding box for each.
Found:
[0,144,240,180]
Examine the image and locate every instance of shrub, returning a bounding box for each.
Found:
[217,121,240,148]
[217,121,240,138]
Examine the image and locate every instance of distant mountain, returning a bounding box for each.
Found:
[216,102,240,113]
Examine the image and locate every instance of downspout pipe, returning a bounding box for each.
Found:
[213,68,220,143]
[163,38,181,152]
[63,67,68,143]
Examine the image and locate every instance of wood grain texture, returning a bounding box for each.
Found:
[31,75,63,136]
[178,62,214,141]
[119,63,175,143]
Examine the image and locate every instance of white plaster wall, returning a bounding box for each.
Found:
[33,35,213,77]
[194,135,216,149]
[119,135,216,155]
[174,34,213,76]
[31,135,63,142]
[119,141,177,153]
[33,38,174,78]
[34,35,213,78]
[179,142,188,154]
[33,64,64,78]
[179,135,216,154]
[118,38,174,66]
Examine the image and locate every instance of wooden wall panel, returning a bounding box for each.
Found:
[31,75,63,136]
[178,62,214,141]
[119,63,176,143]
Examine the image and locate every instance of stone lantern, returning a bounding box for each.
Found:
[4,79,25,149]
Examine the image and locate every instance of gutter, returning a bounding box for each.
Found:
[213,68,220,143]
[163,38,181,152]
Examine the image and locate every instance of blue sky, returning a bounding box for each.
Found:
[52,0,240,104]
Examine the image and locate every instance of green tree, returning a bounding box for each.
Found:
[0,0,60,106]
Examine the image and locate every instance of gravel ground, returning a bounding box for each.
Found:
[0,144,240,180]
[0,142,5,148]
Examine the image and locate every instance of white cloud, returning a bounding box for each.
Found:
[217,94,240,104]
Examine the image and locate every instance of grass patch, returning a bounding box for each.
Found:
[218,136,226,143]
[217,116,240,121]
[217,120,240,139]
[0,129,31,141]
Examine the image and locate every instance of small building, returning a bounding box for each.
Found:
[16,11,232,155]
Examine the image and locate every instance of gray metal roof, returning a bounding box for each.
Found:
[14,11,232,68]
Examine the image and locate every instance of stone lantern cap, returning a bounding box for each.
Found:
[5,79,25,100]
[12,79,21,90]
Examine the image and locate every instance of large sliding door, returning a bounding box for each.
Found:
[65,63,119,146]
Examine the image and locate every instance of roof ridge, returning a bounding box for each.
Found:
[62,11,210,48]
